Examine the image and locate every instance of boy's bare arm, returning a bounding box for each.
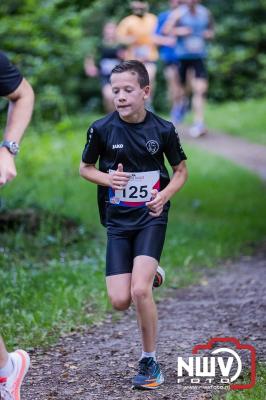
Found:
[79,162,130,189]
[161,160,188,202]
[146,160,188,217]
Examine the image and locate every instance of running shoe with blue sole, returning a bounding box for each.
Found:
[132,357,164,390]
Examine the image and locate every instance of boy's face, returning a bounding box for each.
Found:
[110,71,150,120]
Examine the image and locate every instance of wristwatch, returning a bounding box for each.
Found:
[0,140,20,155]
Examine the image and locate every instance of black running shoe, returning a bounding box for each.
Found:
[132,357,164,389]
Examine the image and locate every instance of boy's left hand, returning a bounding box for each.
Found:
[0,148,17,186]
[146,189,165,217]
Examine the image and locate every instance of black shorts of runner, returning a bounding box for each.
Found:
[106,224,167,276]
[178,58,207,84]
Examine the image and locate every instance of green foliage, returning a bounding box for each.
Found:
[205,0,266,100]
[0,233,108,347]
[213,364,266,400]
[0,0,96,119]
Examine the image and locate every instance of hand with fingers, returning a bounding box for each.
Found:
[0,148,17,187]
[109,163,130,190]
[146,189,165,217]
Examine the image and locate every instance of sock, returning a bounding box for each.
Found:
[140,351,156,361]
[0,355,14,378]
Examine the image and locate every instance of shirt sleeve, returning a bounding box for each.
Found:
[0,51,23,96]
[155,13,165,35]
[82,125,102,164]
[164,124,187,166]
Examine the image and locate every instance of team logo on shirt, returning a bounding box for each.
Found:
[112,144,124,149]
[146,140,159,155]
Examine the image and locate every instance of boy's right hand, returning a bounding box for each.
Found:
[109,163,130,190]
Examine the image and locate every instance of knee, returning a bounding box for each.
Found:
[196,88,207,97]
[131,285,150,304]
[193,82,208,96]
[109,295,131,311]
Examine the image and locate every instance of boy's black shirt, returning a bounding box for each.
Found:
[82,110,187,229]
[0,51,23,96]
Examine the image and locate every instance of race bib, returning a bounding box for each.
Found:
[184,36,204,53]
[133,45,150,60]
[109,170,160,207]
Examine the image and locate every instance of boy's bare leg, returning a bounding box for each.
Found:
[131,255,158,353]
[106,273,132,311]
[0,336,9,368]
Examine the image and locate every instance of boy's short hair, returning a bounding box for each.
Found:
[111,60,150,88]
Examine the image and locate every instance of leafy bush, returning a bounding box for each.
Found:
[206,0,266,101]
[0,1,91,119]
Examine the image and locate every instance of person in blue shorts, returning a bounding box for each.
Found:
[154,0,187,125]
[80,60,188,389]
[163,0,214,136]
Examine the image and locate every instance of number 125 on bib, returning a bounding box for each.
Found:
[109,170,160,207]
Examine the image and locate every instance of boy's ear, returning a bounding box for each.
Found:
[143,85,150,100]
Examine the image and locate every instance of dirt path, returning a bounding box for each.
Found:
[24,246,266,400]
[181,128,266,181]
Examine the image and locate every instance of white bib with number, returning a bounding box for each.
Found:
[109,170,160,207]
[184,36,204,53]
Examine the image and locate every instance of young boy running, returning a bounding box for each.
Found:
[79,60,188,389]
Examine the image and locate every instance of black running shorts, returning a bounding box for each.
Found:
[106,224,167,276]
[178,58,207,84]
